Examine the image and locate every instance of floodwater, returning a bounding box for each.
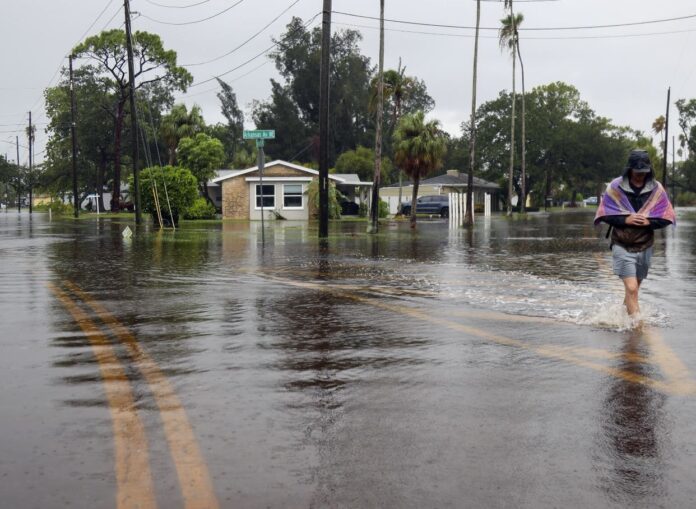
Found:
[1,209,696,508]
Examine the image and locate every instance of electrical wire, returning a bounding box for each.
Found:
[333,21,696,41]
[139,0,246,26]
[178,60,270,98]
[143,0,212,8]
[332,10,696,32]
[188,11,320,88]
[181,0,302,66]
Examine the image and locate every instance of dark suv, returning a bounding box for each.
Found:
[401,195,449,218]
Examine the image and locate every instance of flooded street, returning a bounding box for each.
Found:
[2,210,696,508]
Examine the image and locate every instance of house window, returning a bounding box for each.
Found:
[255,184,275,208]
[283,184,303,208]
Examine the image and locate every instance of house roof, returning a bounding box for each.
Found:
[331,173,373,186]
[382,171,499,190]
[210,160,347,184]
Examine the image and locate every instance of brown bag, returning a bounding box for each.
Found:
[611,226,654,252]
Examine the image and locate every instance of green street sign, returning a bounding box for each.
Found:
[243,129,275,140]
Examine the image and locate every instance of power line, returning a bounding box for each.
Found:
[143,0,212,8]
[178,60,270,98]
[181,0,302,67]
[332,10,696,32]
[334,21,696,41]
[187,12,320,88]
[139,0,246,26]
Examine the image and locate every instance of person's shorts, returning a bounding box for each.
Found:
[612,244,653,280]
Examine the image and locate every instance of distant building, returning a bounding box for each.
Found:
[379,170,501,214]
[208,160,371,220]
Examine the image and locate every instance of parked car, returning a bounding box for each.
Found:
[583,196,598,205]
[401,195,449,218]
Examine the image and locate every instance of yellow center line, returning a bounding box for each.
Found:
[47,283,157,509]
[258,274,695,396]
[642,327,696,395]
[63,281,219,509]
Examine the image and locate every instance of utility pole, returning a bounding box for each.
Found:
[318,0,332,239]
[258,142,265,245]
[663,87,670,186]
[69,55,79,218]
[465,0,481,227]
[15,136,21,213]
[28,111,33,214]
[368,0,384,234]
[672,135,676,204]
[124,0,141,224]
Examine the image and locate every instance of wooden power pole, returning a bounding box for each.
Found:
[69,55,79,218]
[15,136,21,213]
[124,0,141,224]
[318,0,332,239]
[663,87,670,185]
[28,111,33,214]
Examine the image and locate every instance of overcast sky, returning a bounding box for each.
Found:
[2,0,695,166]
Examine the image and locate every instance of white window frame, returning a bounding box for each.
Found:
[282,183,304,210]
[254,184,276,210]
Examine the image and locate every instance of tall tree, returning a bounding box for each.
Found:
[215,78,245,160]
[499,8,523,215]
[44,66,115,209]
[465,0,481,226]
[73,29,192,210]
[370,61,433,212]
[177,132,225,205]
[515,13,527,213]
[159,103,205,165]
[393,111,447,228]
[257,17,373,164]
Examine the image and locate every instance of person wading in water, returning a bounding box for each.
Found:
[594,149,675,319]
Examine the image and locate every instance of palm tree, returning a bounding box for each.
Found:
[515,17,527,213]
[370,60,416,213]
[652,114,666,161]
[393,111,447,229]
[465,0,481,226]
[159,104,205,165]
[499,10,523,216]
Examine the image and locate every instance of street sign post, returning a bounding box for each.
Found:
[243,130,275,244]
[243,130,275,140]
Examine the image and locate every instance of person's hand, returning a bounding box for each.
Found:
[626,214,649,226]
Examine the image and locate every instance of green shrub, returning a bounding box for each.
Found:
[35,199,72,216]
[307,179,342,219]
[183,197,217,220]
[379,199,389,218]
[131,166,198,226]
[359,202,368,218]
[676,191,696,206]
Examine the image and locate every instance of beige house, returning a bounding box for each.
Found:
[379,170,501,214]
[210,160,370,220]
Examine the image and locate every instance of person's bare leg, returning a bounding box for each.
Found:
[622,276,640,316]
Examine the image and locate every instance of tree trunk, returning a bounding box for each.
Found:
[507,44,517,216]
[517,39,526,213]
[97,149,106,212]
[465,0,481,226]
[397,170,403,215]
[369,0,385,233]
[112,100,126,212]
[410,175,420,229]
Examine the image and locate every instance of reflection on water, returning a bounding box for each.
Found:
[596,329,667,505]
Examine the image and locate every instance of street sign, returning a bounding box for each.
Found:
[243,129,275,140]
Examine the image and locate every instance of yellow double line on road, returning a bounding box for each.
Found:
[48,281,219,509]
